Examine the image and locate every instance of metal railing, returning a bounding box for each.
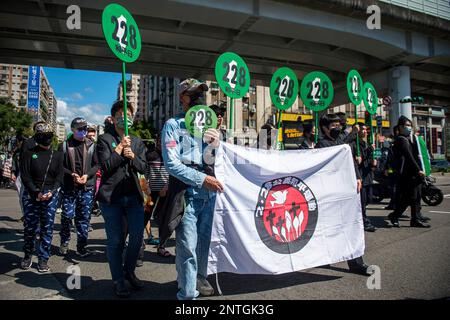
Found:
[379,0,450,20]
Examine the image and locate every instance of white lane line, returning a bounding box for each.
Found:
[429,211,450,214]
[444,194,450,198]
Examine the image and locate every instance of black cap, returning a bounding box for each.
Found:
[210,104,226,117]
[71,117,87,129]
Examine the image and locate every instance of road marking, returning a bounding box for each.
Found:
[429,211,450,214]
[443,194,450,198]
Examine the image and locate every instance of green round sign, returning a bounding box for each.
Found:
[269,67,299,111]
[102,3,141,63]
[215,52,250,99]
[347,69,363,106]
[363,82,378,115]
[185,105,218,138]
[300,71,334,112]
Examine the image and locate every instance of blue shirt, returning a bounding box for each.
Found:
[161,113,213,200]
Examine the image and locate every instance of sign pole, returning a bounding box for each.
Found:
[229,98,234,132]
[277,110,284,150]
[314,111,319,144]
[355,104,360,156]
[121,61,128,136]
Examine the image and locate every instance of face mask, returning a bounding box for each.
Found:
[74,130,87,140]
[403,126,412,136]
[35,133,53,147]
[330,128,341,140]
[116,117,133,129]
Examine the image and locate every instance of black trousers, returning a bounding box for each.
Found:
[360,185,372,221]
[391,178,421,222]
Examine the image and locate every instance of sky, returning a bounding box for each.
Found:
[44,67,128,129]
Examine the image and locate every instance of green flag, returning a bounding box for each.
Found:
[415,135,431,176]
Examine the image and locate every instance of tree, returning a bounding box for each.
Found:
[129,119,155,142]
[0,99,33,144]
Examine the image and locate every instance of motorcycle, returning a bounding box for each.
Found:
[371,174,443,206]
[421,176,444,206]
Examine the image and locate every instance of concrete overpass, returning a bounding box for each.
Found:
[1,0,449,114]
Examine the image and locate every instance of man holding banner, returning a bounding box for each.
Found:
[161,79,223,300]
[316,113,372,276]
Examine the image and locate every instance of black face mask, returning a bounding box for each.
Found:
[330,128,341,140]
[189,92,205,107]
[35,133,53,147]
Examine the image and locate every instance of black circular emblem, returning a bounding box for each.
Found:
[254,176,318,254]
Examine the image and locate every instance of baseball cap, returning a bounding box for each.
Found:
[34,122,52,134]
[210,104,226,117]
[71,117,88,129]
[178,78,208,96]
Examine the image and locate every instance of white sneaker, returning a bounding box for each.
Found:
[197,277,214,296]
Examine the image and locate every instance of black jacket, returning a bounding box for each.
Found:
[156,175,187,244]
[20,143,64,199]
[60,137,98,191]
[96,131,147,204]
[316,135,362,180]
[352,140,375,186]
[392,135,422,180]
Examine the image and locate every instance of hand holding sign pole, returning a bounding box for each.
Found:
[269,67,299,150]
[347,70,363,156]
[215,52,250,135]
[300,72,334,144]
[102,3,141,136]
[362,82,379,160]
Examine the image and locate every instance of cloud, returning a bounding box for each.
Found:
[71,92,83,100]
[57,99,108,130]
[62,92,84,102]
[84,87,94,93]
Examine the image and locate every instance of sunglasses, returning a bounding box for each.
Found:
[77,127,87,132]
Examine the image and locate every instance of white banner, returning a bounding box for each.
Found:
[207,142,365,275]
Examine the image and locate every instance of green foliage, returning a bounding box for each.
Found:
[129,119,154,141]
[0,99,33,142]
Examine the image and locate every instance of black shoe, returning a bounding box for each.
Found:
[77,247,93,258]
[384,205,394,210]
[364,224,377,232]
[114,280,130,298]
[136,259,143,267]
[124,272,144,290]
[418,215,431,222]
[388,213,400,228]
[88,226,93,232]
[20,255,32,270]
[410,220,431,228]
[349,263,371,276]
[37,259,50,273]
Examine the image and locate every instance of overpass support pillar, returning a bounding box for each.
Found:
[388,66,412,130]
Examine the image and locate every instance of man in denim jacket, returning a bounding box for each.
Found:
[162,78,223,300]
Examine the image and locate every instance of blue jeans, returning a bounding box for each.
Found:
[60,188,94,251]
[176,194,216,300]
[22,189,60,261]
[100,195,144,282]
